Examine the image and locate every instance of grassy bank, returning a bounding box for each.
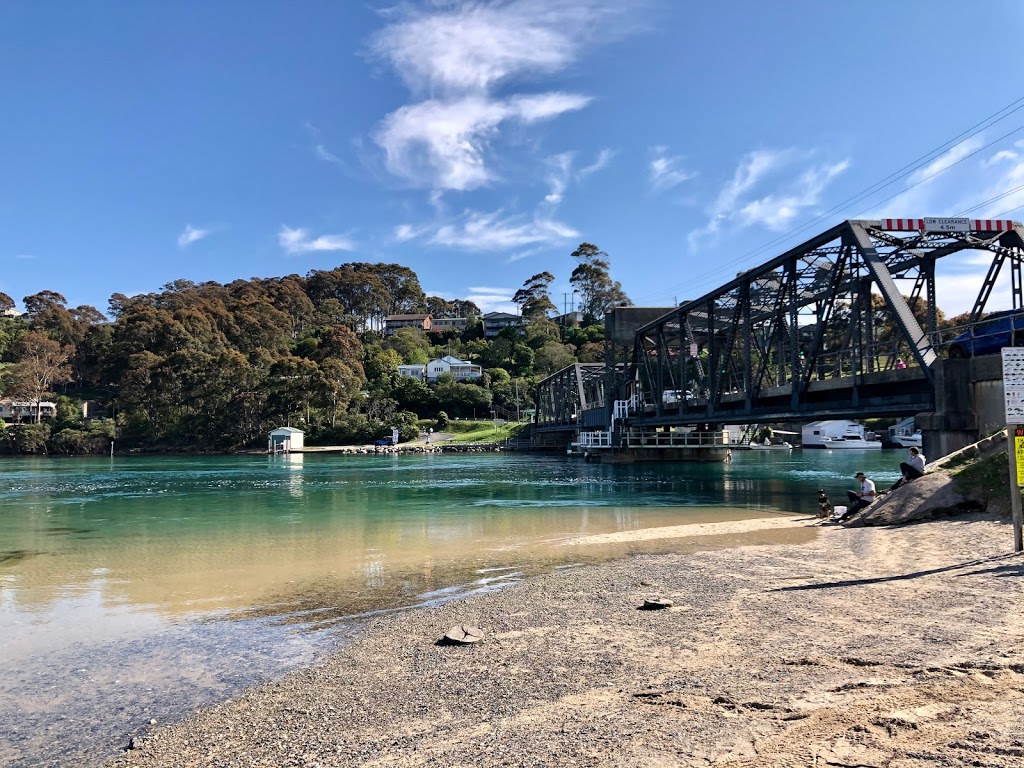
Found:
[418,419,528,444]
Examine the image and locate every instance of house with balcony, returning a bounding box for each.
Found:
[397,364,427,381]
[426,356,482,382]
[482,311,524,339]
[0,399,57,423]
[384,314,432,336]
[429,317,468,333]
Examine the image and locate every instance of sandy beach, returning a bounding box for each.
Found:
[110,512,1024,767]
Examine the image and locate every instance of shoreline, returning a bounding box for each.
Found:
[108,512,1024,767]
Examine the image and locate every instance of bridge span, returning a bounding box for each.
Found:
[536,217,1024,457]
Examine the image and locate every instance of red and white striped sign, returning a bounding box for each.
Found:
[880,218,1017,232]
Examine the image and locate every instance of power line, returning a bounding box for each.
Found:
[633,95,1024,305]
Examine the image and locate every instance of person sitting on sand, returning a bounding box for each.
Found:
[841,471,876,519]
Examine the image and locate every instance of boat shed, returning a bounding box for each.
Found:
[268,427,304,453]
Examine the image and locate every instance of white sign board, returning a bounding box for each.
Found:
[924,217,971,233]
[391,427,399,443]
[1002,348,1024,423]
[689,342,698,357]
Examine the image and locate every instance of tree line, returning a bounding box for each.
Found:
[0,243,630,453]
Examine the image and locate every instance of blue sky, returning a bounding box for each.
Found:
[3,0,1024,318]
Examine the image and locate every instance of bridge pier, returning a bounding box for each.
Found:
[917,359,979,458]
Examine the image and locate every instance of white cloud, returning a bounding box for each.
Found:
[982,149,1019,168]
[370,0,620,96]
[314,143,345,168]
[370,1,630,191]
[907,136,985,186]
[393,224,420,242]
[278,225,355,255]
[738,160,850,231]
[376,93,590,191]
[649,146,695,191]
[177,224,210,248]
[543,147,613,205]
[431,209,578,250]
[15,253,36,260]
[544,152,574,204]
[464,286,518,314]
[689,149,848,248]
[579,147,614,178]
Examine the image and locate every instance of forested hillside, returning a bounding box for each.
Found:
[0,243,628,453]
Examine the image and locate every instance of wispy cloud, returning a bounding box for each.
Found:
[376,93,590,191]
[370,1,633,192]
[738,160,850,231]
[689,149,848,247]
[543,147,613,204]
[278,225,355,255]
[649,146,695,191]
[431,209,578,250]
[177,224,211,249]
[465,286,518,314]
[15,253,36,260]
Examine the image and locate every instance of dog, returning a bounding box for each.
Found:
[817,489,833,519]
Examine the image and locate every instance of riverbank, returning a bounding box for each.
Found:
[110,512,1024,767]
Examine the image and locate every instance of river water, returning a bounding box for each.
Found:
[0,450,903,767]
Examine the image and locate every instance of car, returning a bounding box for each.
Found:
[947,309,1024,358]
[374,437,396,446]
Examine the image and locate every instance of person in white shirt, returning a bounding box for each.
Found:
[901,447,925,481]
[841,472,876,519]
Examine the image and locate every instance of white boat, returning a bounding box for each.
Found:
[890,431,923,448]
[819,436,882,449]
[749,441,793,450]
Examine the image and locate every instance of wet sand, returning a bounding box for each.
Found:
[109,513,1024,767]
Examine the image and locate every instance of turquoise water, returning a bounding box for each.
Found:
[0,450,904,767]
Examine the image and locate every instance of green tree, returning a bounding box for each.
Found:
[569,243,631,321]
[513,272,558,321]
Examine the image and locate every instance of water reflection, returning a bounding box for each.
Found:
[0,450,902,768]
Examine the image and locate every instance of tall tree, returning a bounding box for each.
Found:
[569,243,631,321]
[8,331,73,422]
[513,272,558,321]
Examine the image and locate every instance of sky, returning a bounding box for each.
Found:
[3,0,1024,319]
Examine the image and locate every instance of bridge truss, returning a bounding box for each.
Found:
[627,218,1024,426]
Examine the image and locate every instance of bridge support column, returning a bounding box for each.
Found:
[917,359,978,458]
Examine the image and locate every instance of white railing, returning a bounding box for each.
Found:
[578,430,612,448]
[624,429,731,448]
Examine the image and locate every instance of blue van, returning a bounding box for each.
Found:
[947,309,1024,358]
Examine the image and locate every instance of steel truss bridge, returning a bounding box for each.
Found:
[536,218,1024,438]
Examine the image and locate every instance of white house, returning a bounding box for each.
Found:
[398,364,427,380]
[268,427,304,453]
[0,399,57,423]
[426,355,482,382]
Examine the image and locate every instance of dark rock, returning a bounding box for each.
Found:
[640,598,673,610]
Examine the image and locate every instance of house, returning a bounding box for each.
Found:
[482,311,524,339]
[0,399,57,423]
[268,426,304,453]
[384,314,431,336]
[429,317,468,333]
[1,307,21,318]
[398,364,427,380]
[426,356,483,382]
[553,311,583,327]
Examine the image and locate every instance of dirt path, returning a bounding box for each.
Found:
[111,514,1024,767]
